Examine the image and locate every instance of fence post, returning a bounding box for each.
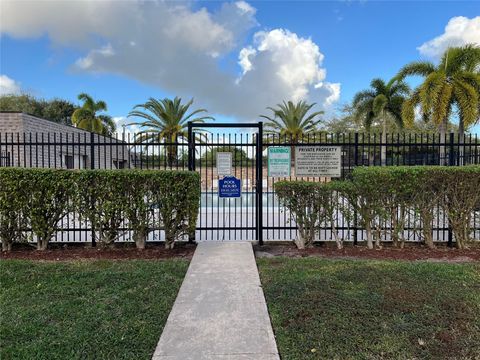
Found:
[447,132,455,247]
[448,132,455,166]
[187,122,196,243]
[256,122,264,246]
[89,132,96,247]
[353,133,359,245]
[187,122,195,172]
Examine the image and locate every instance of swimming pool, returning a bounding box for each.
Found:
[200,191,281,208]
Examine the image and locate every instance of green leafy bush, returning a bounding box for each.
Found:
[75,170,129,248]
[275,181,337,249]
[351,166,480,249]
[434,166,480,249]
[0,168,30,251]
[0,168,200,250]
[275,166,480,249]
[75,170,200,249]
[332,174,386,249]
[154,171,200,249]
[0,168,75,250]
[28,169,76,250]
[120,170,156,250]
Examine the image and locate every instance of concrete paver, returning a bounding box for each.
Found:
[152,242,279,360]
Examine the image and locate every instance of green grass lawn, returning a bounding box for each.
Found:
[0,259,188,360]
[258,258,480,360]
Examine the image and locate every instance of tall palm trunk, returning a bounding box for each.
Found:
[166,134,178,168]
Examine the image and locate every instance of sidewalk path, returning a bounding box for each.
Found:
[152,242,280,360]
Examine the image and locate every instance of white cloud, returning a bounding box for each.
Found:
[418,16,480,59]
[238,46,256,75]
[1,1,340,120]
[76,44,115,70]
[0,75,21,95]
[236,29,340,111]
[236,1,256,15]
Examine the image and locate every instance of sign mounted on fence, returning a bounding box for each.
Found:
[219,176,241,198]
[268,146,291,177]
[216,152,232,176]
[295,146,342,177]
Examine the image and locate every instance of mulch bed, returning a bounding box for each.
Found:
[255,243,480,262]
[0,243,196,261]
[3,242,480,262]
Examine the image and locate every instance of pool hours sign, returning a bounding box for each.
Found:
[295,146,341,177]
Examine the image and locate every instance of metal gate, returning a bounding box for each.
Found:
[187,122,263,244]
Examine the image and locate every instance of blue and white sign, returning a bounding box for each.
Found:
[219,176,241,198]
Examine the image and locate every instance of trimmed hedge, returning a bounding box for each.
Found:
[275,166,480,249]
[0,168,200,250]
[275,181,341,249]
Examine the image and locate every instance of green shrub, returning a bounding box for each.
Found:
[75,170,200,249]
[434,166,480,249]
[349,167,433,249]
[275,181,337,248]
[75,170,129,248]
[28,169,76,250]
[0,168,75,250]
[351,166,480,249]
[0,168,200,250]
[275,166,480,249]
[153,171,200,249]
[333,174,386,249]
[120,170,156,250]
[0,168,30,251]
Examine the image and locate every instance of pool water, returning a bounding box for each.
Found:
[200,192,280,208]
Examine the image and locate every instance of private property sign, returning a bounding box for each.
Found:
[295,146,341,177]
[268,146,291,177]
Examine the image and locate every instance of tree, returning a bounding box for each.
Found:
[261,100,324,141]
[41,99,76,125]
[397,44,480,163]
[0,94,76,124]
[352,78,410,165]
[127,97,214,167]
[72,93,115,135]
[260,100,324,167]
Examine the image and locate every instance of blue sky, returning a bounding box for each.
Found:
[0,0,479,133]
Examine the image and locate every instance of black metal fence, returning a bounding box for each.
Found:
[1,127,479,244]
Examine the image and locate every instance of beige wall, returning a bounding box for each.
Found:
[0,112,131,169]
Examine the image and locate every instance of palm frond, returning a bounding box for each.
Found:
[397,61,436,79]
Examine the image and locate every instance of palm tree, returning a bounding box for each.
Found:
[72,93,115,134]
[397,44,480,164]
[352,78,410,165]
[127,97,214,166]
[261,100,324,141]
[260,100,324,168]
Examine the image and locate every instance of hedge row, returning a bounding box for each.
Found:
[275,166,480,250]
[0,168,200,251]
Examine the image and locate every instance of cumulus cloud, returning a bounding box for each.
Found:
[236,29,340,114]
[418,16,480,59]
[0,75,21,95]
[1,0,340,120]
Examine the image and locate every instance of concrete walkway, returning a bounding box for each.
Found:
[152,242,280,360]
